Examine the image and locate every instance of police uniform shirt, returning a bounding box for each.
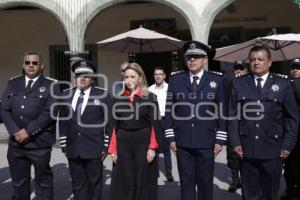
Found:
[71,87,91,115]
[254,72,269,87]
[25,75,39,88]
[189,70,203,84]
[148,82,168,117]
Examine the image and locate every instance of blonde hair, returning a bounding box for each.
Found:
[122,62,148,95]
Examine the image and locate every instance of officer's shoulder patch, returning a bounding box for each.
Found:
[95,86,108,91]
[274,73,288,79]
[10,75,22,80]
[45,76,58,82]
[207,71,223,76]
[235,73,248,78]
[170,70,184,76]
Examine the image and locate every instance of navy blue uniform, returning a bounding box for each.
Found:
[282,78,300,197]
[164,71,227,200]
[228,73,299,200]
[58,86,112,200]
[1,75,59,200]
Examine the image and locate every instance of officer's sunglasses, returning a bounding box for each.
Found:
[24,61,39,66]
[291,66,300,70]
[186,55,206,60]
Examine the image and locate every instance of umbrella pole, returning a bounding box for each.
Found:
[140,39,143,66]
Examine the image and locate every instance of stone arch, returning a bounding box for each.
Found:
[0,0,70,44]
[199,0,235,43]
[82,0,196,42]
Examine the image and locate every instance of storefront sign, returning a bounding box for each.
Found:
[214,16,267,24]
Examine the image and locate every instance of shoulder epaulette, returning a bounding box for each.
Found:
[207,71,223,76]
[274,73,288,79]
[10,75,22,80]
[170,70,184,76]
[95,86,108,91]
[45,76,58,82]
[235,73,249,78]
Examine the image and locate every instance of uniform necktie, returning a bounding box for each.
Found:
[256,77,263,96]
[26,80,33,90]
[192,76,199,92]
[75,91,85,116]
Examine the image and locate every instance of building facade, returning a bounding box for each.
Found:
[0,0,299,93]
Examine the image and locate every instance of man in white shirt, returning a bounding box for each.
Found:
[148,66,174,182]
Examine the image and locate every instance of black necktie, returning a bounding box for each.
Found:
[26,80,33,90]
[192,76,199,92]
[256,77,263,96]
[75,91,85,116]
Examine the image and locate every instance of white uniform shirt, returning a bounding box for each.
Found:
[25,75,40,88]
[71,87,91,115]
[189,70,204,84]
[254,72,269,88]
[148,82,168,117]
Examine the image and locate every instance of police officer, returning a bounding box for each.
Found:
[224,60,248,193]
[1,52,59,200]
[228,46,299,200]
[164,41,227,200]
[281,57,300,200]
[58,60,112,200]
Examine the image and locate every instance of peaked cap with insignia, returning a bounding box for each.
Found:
[71,59,96,75]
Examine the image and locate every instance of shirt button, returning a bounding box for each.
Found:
[257,100,261,103]
[192,115,195,118]
[21,105,24,109]
[78,133,81,136]
[255,135,259,139]
[242,97,246,100]
[274,134,278,139]
[257,112,260,115]
[256,124,260,127]
[20,116,23,119]
[23,96,26,99]
[191,124,194,127]
[274,98,277,102]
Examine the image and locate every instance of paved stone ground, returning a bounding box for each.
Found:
[0,124,286,200]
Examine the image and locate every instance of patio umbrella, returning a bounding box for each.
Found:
[97,26,184,53]
[214,33,300,62]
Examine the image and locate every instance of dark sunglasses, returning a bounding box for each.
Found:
[24,61,39,66]
[290,66,300,70]
[186,55,206,60]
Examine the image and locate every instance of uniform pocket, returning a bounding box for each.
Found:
[267,93,283,103]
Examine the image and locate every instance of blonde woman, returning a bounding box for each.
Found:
[108,63,162,200]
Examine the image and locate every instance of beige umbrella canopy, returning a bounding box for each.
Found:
[97,26,184,53]
[214,33,300,62]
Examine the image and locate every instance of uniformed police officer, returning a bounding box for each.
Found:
[1,52,59,200]
[164,41,227,200]
[225,60,248,193]
[228,46,299,200]
[58,60,112,200]
[281,57,300,200]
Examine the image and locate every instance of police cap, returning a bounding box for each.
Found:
[71,60,96,75]
[182,41,211,57]
[233,60,247,71]
[290,57,300,69]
